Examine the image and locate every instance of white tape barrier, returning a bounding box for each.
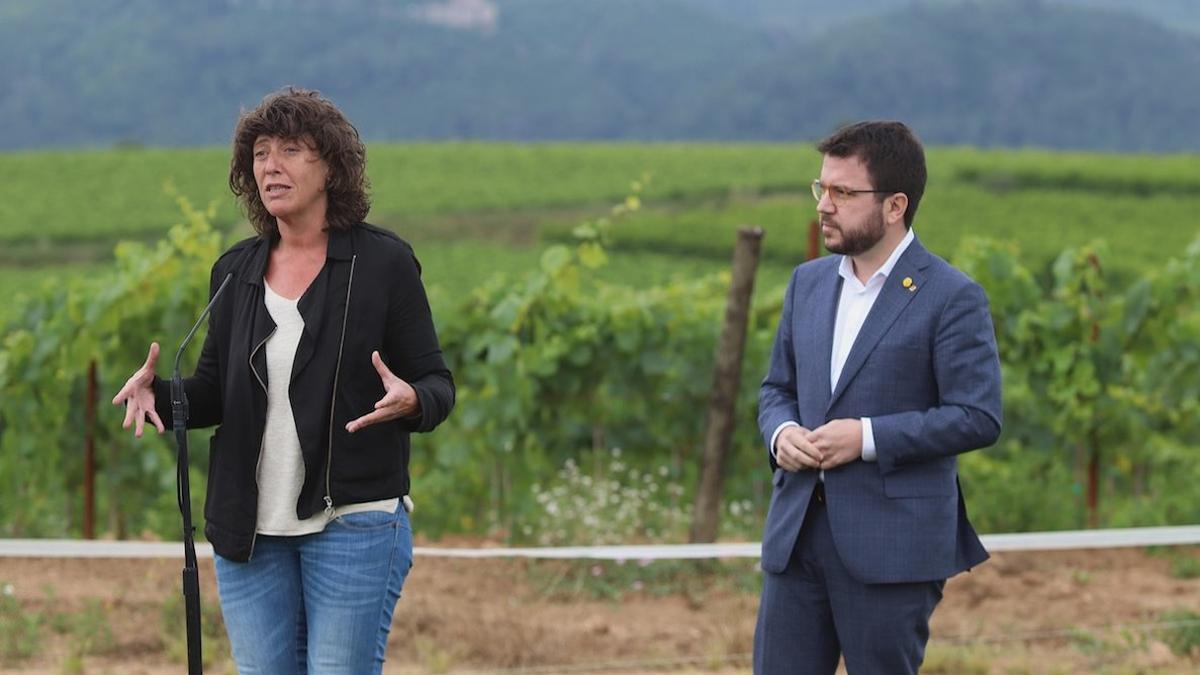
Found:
[982,525,1200,551]
[1,525,1198,559]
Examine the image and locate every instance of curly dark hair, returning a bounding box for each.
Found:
[229,87,370,236]
[817,121,926,229]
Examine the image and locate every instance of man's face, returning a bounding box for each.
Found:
[816,154,888,256]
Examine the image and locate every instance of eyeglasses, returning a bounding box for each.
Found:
[811,180,895,206]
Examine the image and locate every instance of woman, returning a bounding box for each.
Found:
[112,87,455,673]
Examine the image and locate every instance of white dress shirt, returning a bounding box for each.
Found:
[771,229,916,471]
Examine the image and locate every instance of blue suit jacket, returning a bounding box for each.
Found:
[758,237,1001,584]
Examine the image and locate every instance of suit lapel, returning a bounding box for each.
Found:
[827,239,931,410]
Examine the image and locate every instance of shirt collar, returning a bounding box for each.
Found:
[838,228,916,287]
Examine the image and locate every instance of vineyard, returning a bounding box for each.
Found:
[2,142,1200,544]
[4,144,1199,279]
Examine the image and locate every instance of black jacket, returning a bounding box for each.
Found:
[154,223,455,561]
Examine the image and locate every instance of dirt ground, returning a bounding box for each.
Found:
[1,545,1198,674]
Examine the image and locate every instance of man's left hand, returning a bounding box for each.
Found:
[806,419,863,470]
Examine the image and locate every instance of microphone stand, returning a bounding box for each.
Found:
[171,272,232,675]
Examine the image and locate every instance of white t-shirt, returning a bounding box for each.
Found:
[255,280,397,536]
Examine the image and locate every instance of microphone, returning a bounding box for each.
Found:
[172,272,234,422]
[169,270,232,675]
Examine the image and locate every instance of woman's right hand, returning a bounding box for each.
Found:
[111,342,165,437]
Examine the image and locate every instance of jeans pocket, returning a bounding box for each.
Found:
[333,507,400,532]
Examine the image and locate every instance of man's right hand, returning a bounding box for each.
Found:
[111,342,165,437]
[775,425,823,472]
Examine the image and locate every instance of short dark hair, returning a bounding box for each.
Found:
[230,87,370,236]
[817,121,926,228]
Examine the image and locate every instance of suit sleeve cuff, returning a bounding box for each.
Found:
[861,417,876,462]
[769,421,801,460]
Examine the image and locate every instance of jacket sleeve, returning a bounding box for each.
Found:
[757,269,801,472]
[152,265,225,429]
[870,281,1003,473]
[383,245,455,433]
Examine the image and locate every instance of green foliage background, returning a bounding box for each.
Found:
[1,142,1199,543]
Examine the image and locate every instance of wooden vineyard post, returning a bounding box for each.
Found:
[690,226,764,543]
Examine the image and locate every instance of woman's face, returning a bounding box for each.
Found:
[252,135,330,227]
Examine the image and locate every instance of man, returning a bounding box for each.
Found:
[754,121,1002,674]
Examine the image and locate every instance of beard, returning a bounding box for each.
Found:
[822,209,887,256]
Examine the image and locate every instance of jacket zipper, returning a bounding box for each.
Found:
[246,326,276,560]
[325,254,357,518]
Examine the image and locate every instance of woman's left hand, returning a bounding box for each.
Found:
[345,351,420,433]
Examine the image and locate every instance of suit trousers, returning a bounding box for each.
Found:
[754,489,945,675]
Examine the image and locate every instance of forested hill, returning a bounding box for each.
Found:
[2,0,1198,151]
[695,0,1200,150]
[691,0,1200,36]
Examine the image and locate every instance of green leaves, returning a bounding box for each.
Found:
[538,245,571,276]
[956,236,1200,530]
[576,242,608,270]
[411,184,773,539]
[5,172,1198,541]
[0,194,221,539]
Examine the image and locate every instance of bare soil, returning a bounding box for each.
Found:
[1,545,1198,674]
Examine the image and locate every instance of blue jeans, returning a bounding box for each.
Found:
[214,506,413,674]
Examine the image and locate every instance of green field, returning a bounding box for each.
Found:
[0,143,807,242]
[4,142,1200,541]
[2,142,1198,318]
